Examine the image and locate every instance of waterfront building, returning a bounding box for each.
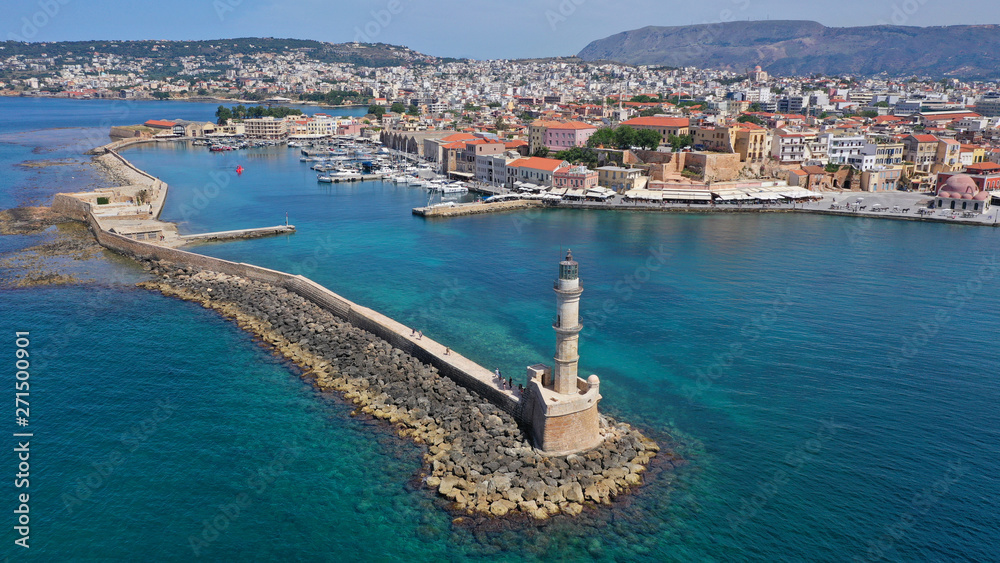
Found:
[553,165,598,190]
[771,133,808,164]
[933,138,963,172]
[544,121,597,152]
[596,166,643,192]
[902,134,940,171]
[734,124,769,162]
[620,116,690,146]
[860,167,904,192]
[933,173,993,213]
[505,156,569,188]
[821,132,866,165]
[243,116,288,139]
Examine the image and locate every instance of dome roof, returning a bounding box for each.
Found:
[939,174,979,196]
[962,193,974,199]
[974,192,990,201]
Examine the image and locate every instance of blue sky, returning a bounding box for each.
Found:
[5,0,993,59]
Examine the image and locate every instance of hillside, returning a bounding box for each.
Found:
[578,21,1000,78]
[0,38,439,68]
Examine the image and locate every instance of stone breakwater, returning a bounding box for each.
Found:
[137,260,664,520]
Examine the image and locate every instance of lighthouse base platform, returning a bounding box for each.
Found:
[522,365,604,456]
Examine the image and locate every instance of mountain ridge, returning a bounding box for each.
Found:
[577,21,1000,78]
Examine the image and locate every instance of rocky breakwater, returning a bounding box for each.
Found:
[137,261,665,520]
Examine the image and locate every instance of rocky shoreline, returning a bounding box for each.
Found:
[137,259,667,520]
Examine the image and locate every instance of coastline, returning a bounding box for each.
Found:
[1,92,368,110]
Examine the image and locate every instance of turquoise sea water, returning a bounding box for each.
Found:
[2,98,998,561]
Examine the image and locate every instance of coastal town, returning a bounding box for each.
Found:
[5,40,998,221]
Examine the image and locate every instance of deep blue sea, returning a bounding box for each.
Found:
[1,98,998,562]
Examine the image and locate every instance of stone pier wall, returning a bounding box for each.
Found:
[86,213,524,419]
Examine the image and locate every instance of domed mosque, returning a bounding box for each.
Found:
[935,174,992,213]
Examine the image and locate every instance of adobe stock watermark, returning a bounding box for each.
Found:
[176,170,236,223]
[60,399,176,515]
[213,0,242,22]
[545,0,587,31]
[7,0,71,41]
[410,278,467,331]
[580,245,673,338]
[682,287,797,404]
[353,0,405,43]
[682,0,753,59]
[188,441,303,557]
[728,417,845,533]
[888,254,997,371]
[876,0,930,26]
[854,460,967,562]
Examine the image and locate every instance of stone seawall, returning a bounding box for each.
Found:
[414,200,544,218]
[85,215,522,416]
[137,262,663,519]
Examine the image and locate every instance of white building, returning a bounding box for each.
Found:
[822,133,866,165]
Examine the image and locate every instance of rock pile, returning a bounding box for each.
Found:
[138,260,662,519]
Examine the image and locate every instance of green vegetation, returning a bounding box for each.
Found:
[390,102,406,114]
[587,126,661,151]
[629,94,662,103]
[532,147,550,158]
[667,133,694,152]
[151,91,170,100]
[96,197,109,205]
[368,104,386,119]
[299,90,362,105]
[737,114,765,126]
[554,146,598,167]
[215,104,303,124]
[0,38,432,68]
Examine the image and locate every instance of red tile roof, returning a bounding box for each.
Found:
[144,119,177,128]
[966,162,1000,172]
[548,121,597,130]
[621,116,689,128]
[507,157,567,172]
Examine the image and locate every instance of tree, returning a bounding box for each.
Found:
[667,133,693,152]
[639,107,662,117]
[368,104,386,119]
[737,114,765,126]
[748,102,763,112]
[406,105,419,116]
[612,126,638,150]
[494,116,508,131]
[215,105,233,125]
[555,146,598,167]
[390,102,406,114]
[587,128,616,148]
[635,129,661,150]
[532,147,550,157]
[152,91,170,100]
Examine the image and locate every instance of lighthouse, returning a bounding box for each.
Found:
[523,250,603,456]
[553,250,583,394]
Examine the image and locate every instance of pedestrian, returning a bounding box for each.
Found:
[445,347,450,355]
[494,368,501,383]
[417,331,422,340]
[410,328,415,337]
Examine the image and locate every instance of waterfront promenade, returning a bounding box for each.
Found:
[419,189,1000,227]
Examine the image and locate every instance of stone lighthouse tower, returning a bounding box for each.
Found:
[524,250,603,456]
[553,250,584,394]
